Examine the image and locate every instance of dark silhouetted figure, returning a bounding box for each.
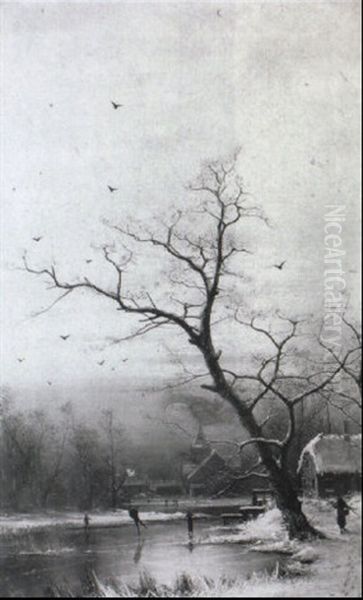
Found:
[129,507,147,536]
[186,510,194,540]
[334,496,351,533]
[84,513,90,530]
[83,513,90,543]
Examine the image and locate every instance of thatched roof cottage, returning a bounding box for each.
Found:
[297,433,361,497]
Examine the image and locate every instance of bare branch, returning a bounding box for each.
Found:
[110,221,211,293]
[23,252,201,345]
[290,347,359,406]
[239,437,284,453]
[30,289,73,318]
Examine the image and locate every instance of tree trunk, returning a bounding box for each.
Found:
[202,345,322,540]
[256,442,320,539]
[111,483,117,511]
[242,410,324,539]
[41,489,49,509]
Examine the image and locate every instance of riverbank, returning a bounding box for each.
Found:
[1,496,360,597]
[0,497,250,537]
[0,509,187,536]
[0,518,281,597]
[70,495,362,597]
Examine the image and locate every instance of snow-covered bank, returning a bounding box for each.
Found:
[205,508,286,546]
[0,509,186,536]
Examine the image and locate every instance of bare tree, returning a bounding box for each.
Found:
[0,398,72,509]
[0,398,35,509]
[23,153,352,538]
[100,409,127,510]
[40,403,73,508]
[71,424,105,510]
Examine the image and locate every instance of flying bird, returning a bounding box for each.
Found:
[60,334,70,341]
[47,381,52,386]
[122,358,128,363]
[273,261,287,271]
[111,101,123,110]
[107,185,118,193]
[32,236,43,242]
[86,259,93,264]
[217,9,222,17]
[17,358,25,363]
[98,360,105,366]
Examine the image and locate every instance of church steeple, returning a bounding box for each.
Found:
[191,423,210,463]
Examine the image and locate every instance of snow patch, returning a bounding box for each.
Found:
[206,508,286,545]
[251,540,300,555]
[18,546,75,556]
[291,546,319,564]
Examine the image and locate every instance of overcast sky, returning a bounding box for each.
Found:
[0,0,360,415]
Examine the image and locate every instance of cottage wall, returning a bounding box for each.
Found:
[298,434,362,498]
[317,473,362,497]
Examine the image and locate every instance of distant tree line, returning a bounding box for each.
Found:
[0,381,359,513]
[0,398,129,512]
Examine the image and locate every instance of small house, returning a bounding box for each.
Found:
[298,433,361,497]
[150,480,184,497]
[122,477,150,498]
[184,449,231,496]
[182,425,237,496]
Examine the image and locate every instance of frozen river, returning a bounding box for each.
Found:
[0,517,282,597]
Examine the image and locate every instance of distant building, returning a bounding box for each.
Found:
[182,425,237,496]
[122,477,150,498]
[150,480,184,496]
[122,472,183,499]
[298,433,362,497]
